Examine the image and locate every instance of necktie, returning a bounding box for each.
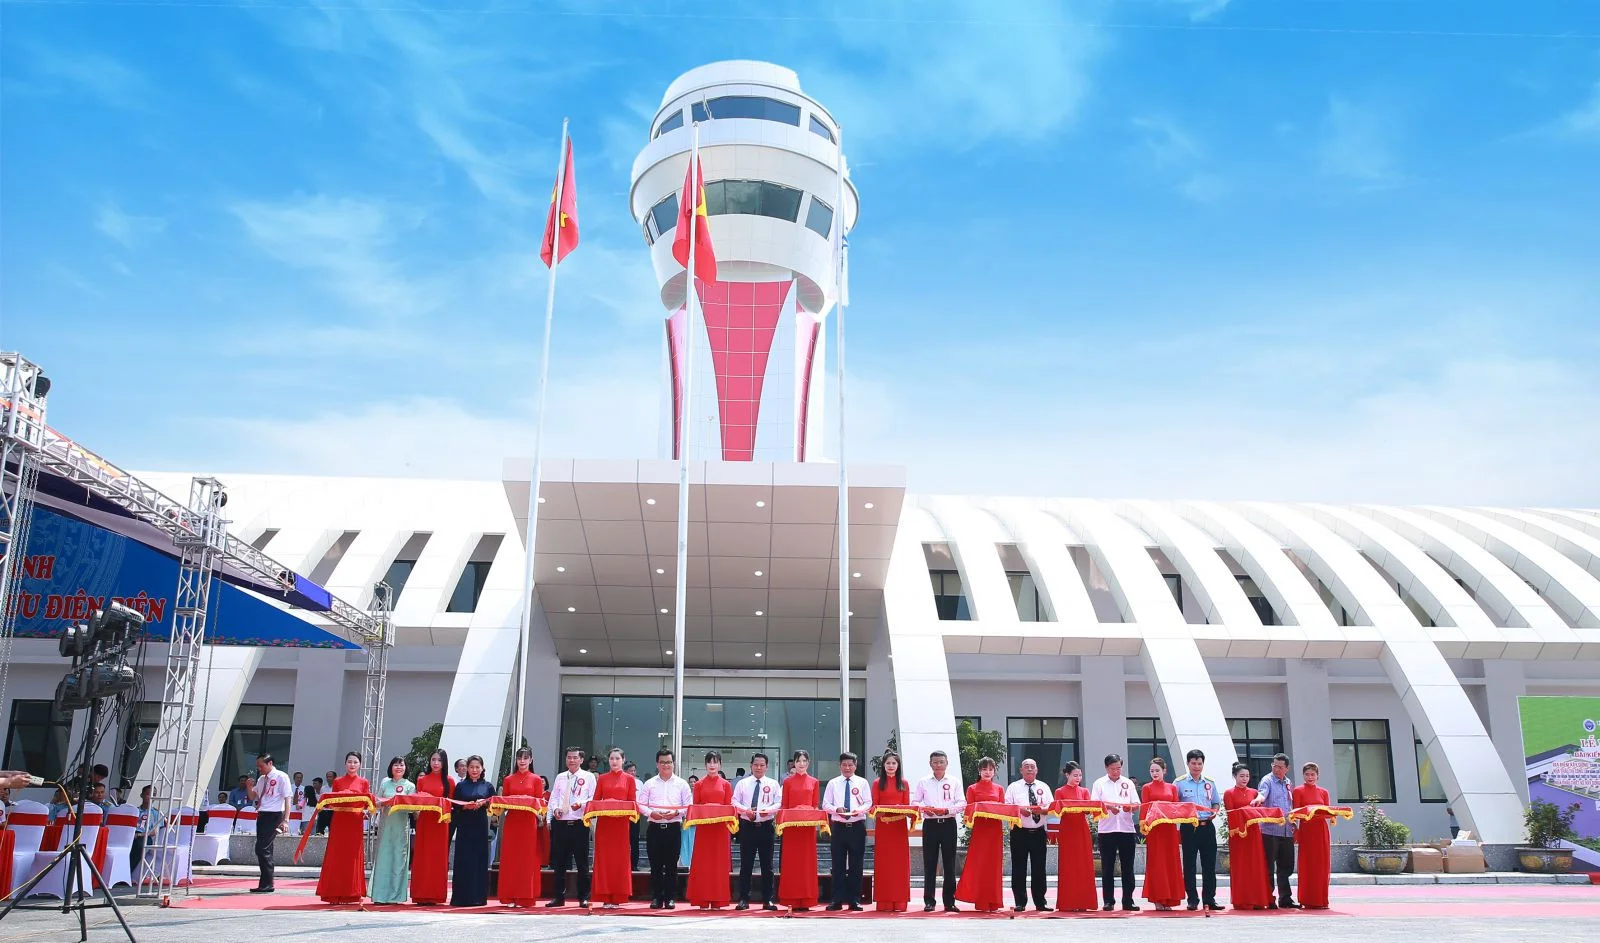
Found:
[1030,785,1040,822]
[843,780,852,813]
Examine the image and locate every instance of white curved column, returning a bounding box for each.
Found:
[1412,507,1596,649]
[1526,507,1600,541]
[920,496,1018,624]
[1301,504,1501,658]
[882,521,961,785]
[1475,508,1600,582]
[1236,503,1526,844]
[1118,499,1265,655]
[1177,501,1333,656]
[982,498,1098,626]
[1355,506,1563,658]
[1050,500,1238,773]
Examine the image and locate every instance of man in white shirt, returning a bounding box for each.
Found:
[1090,752,1141,911]
[1004,758,1053,912]
[912,749,965,912]
[731,752,780,910]
[246,752,293,893]
[821,751,872,911]
[639,748,692,909]
[545,746,597,907]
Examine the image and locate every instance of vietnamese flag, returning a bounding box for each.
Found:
[671,154,717,284]
[540,137,579,267]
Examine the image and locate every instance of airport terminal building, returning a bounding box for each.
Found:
[4,63,1597,849]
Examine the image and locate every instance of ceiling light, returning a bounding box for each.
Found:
[646,498,656,505]
[755,610,764,616]
[567,606,576,612]
[754,570,763,576]
[660,608,669,614]
[656,567,665,574]
[864,502,874,509]
[538,496,546,504]
[578,648,588,654]
[852,572,862,578]
[665,649,673,655]
[755,500,765,508]
[848,610,854,616]
[754,652,763,658]
[556,565,566,573]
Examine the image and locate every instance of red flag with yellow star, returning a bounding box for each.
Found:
[540,137,579,267]
[671,153,717,283]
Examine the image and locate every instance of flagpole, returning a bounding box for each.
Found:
[513,116,569,764]
[834,127,851,754]
[671,125,699,759]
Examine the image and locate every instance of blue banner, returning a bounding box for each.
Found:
[8,506,358,649]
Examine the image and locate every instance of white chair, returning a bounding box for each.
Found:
[100,804,139,889]
[2,800,48,899]
[191,805,236,866]
[234,807,258,836]
[145,808,196,887]
[25,802,102,899]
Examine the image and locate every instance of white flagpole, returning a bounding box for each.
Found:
[834,127,851,754]
[671,125,700,758]
[513,117,569,762]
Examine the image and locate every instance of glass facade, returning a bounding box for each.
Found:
[1229,717,1284,782]
[560,695,865,782]
[1007,717,1079,780]
[1126,717,1171,776]
[929,570,971,621]
[654,110,684,138]
[218,703,294,792]
[804,197,833,239]
[446,560,493,613]
[703,179,803,222]
[809,114,835,142]
[1332,718,1396,802]
[692,96,801,126]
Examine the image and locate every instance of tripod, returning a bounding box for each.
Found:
[0,696,137,942]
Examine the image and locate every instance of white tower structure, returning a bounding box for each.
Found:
[631,61,859,462]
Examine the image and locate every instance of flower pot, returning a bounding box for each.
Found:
[1516,847,1573,873]
[1354,848,1409,875]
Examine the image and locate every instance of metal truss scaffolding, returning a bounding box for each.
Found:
[0,353,394,903]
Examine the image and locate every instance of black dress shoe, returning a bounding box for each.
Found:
[1102,903,1116,912]
[736,901,750,911]
[1037,905,1052,912]
[1122,902,1141,912]
[648,901,662,910]
[1187,902,1200,911]
[545,899,566,908]
[944,904,958,913]
[578,899,590,908]
[249,886,273,894]
[665,901,676,910]
[849,903,864,911]
[1013,905,1027,913]
[1281,900,1304,909]
[825,903,844,911]
[924,903,937,912]
[1266,902,1279,910]
[763,903,778,911]
[1206,902,1227,911]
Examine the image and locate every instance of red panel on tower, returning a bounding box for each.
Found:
[697,278,792,461]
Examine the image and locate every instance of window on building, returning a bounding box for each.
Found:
[650,193,679,239]
[803,197,834,239]
[642,219,654,245]
[1237,575,1278,625]
[1007,571,1044,622]
[4,699,72,778]
[1415,734,1447,802]
[1126,717,1171,775]
[653,110,684,138]
[956,715,983,732]
[1229,718,1285,782]
[1332,719,1395,802]
[217,704,294,791]
[808,114,835,142]
[447,535,503,613]
[692,96,801,126]
[1164,573,1182,608]
[1007,717,1079,780]
[309,530,360,586]
[118,702,161,783]
[703,179,803,222]
[929,570,971,621]
[382,533,431,606]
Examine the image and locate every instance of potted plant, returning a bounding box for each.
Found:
[1518,799,1578,873]
[1354,796,1411,874]
[1215,815,1230,874]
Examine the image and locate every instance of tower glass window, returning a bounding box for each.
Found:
[929,570,971,621]
[691,96,801,126]
[804,198,834,239]
[703,180,803,222]
[654,110,684,138]
[808,114,836,142]
[650,193,679,238]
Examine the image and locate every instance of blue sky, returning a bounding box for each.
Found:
[2,0,1597,505]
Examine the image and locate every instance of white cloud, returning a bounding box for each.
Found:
[1317,96,1402,186]
[1560,80,1600,139]
[803,0,1106,151]
[1171,0,1233,21]
[1129,115,1227,203]
[24,44,150,109]
[95,202,166,249]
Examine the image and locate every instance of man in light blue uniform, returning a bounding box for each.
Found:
[1174,748,1225,911]
[1252,752,1300,908]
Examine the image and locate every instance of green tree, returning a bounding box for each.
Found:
[957,718,1005,787]
[869,729,900,777]
[403,722,526,781]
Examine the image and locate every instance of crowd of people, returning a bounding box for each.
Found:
[254,743,1343,914]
